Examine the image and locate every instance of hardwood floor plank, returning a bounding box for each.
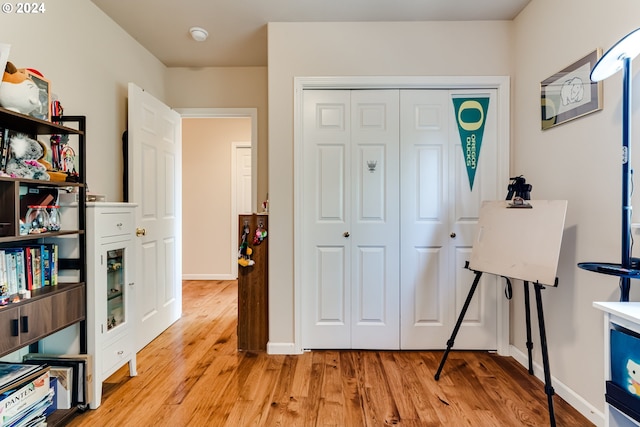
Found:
[66,280,594,427]
[379,351,421,422]
[360,352,401,426]
[338,352,367,427]
[389,352,442,426]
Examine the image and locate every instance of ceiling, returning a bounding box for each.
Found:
[91,0,531,68]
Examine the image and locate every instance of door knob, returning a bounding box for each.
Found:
[343,232,350,238]
[136,227,146,237]
[450,232,456,238]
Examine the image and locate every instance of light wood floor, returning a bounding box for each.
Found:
[68,280,593,427]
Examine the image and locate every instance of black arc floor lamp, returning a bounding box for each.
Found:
[579,28,640,302]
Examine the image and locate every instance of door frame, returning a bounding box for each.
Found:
[176,108,258,279]
[292,76,511,355]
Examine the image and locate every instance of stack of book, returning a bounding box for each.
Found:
[0,363,53,427]
[0,244,59,299]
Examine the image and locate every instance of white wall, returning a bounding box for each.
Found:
[267,21,513,350]
[512,0,640,417]
[0,0,166,201]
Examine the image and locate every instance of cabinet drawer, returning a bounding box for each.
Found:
[96,212,133,237]
[102,332,134,375]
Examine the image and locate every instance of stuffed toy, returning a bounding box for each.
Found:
[5,133,50,180]
[238,223,255,267]
[0,62,41,115]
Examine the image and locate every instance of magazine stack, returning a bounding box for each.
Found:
[0,363,52,427]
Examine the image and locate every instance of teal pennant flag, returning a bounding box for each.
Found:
[452,97,490,191]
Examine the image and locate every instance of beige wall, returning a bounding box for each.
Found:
[166,67,268,207]
[267,20,513,350]
[0,0,166,202]
[182,118,251,278]
[5,1,636,420]
[512,0,640,415]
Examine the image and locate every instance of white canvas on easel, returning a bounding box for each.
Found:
[468,200,568,286]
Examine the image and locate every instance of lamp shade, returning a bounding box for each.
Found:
[591,27,640,81]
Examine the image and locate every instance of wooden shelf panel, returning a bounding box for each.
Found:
[0,107,83,136]
[0,230,84,244]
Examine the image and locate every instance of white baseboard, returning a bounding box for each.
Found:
[509,345,604,426]
[182,273,236,280]
[267,342,302,355]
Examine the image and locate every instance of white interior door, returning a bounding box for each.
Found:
[400,89,499,349]
[232,143,252,278]
[301,89,400,349]
[301,89,350,348]
[128,83,182,352]
[350,90,400,349]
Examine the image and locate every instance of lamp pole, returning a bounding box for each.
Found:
[621,56,632,302]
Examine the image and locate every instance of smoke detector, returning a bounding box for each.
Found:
[189,27,208,42]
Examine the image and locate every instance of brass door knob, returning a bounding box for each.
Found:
[136,227,146,237]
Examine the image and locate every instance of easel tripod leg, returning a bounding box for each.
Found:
[534,283,556,427]
[524,281,534,375]
[434,271,483,381]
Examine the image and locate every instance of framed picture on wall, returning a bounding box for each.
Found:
[540,49,603,130]
[24,70,51,121]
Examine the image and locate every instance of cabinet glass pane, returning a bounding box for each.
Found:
[106,248,125,330]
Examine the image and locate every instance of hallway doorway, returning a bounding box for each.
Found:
[179,108,258,280]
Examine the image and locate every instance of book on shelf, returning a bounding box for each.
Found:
[12,250,25,294]
[41,245,50,287]
[0,363,47,392]
[4,250,17,296]
[0,128,8,172]
[50,244,58,286]
[30,247,41,290]
[0,250,6,295]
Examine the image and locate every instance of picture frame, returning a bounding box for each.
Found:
[540,49,603,130]
[24,70,50,121]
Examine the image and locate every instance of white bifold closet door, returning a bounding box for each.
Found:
[301,89,499,350]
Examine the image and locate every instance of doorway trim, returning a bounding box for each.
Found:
[177,108,258,279]
[291,76,510,355]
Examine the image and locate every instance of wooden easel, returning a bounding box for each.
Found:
[433,200,568,427]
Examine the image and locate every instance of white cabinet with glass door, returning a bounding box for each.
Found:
[86,202,138,409]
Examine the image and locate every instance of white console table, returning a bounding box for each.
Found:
[594,302,640,427]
